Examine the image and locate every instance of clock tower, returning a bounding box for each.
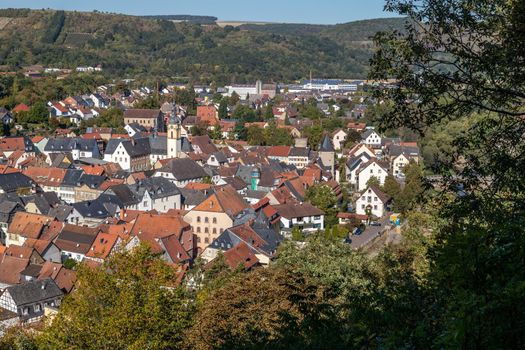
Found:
[167,115,182,158]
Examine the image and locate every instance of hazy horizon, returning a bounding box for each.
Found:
[0,0,395,25]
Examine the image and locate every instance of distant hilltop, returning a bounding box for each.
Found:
[0,8,406,82]
[141,15,217,24]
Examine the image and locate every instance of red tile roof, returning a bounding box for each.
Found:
[223,242,259,270]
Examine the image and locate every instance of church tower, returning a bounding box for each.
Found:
[167,115,182,158]
[318,134,336,177]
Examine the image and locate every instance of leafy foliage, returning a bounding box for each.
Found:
[0,10,406,82]
[370,0,525,347]
[38,245,193,349]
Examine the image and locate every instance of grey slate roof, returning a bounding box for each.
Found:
[179,188,208,207]
[44,138,98,152]
[132,177,181,200]
[288,147,310,157]
[62,169,84,186]
[318,134,335,152]
[361,129,378,140]
[209,152,228,164]
[6,278,63,306]
[157,158,207,181]
[72,200,112,219]
[105,137,151,158]
[0,173,34,193]
[388,144,420,157]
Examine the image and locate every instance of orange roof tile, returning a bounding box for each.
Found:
[0,137,27,152]
[86,233,120,259]
[31,135,44,143]
[130,212,190,239]
[184,182,212,191]
[267,146,291,158]
[223,242,259,270]
[23,167,67,187]
[8,212,53,239]
[13,103,30,113]
[81,164,105,176]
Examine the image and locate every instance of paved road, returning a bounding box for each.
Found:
[350,215,392,249]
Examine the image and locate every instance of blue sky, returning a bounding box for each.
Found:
[1,0,394,24]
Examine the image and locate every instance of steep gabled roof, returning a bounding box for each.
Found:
[318,134,335,152]
[6,278,63,306]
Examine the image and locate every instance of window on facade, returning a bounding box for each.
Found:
[361,204,365,209]
[197,227,201,233]
[205,237,209,243]
[204,217,209,223]
[220,229,224,234]
[197,236,201,243]
[204,227,209,234]
[197,216,201,223]
[212,217,217,224]
[213,228,217,234]
[374,205,378,210]
[34,304,41,312]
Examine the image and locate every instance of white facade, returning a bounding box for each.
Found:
[392,153,410,176]
[356,161,388,191]
[332,130,348,151]
[103,142,132,170]
[356,187,388,218]
[362,130,382,148]
[279,214,324,233]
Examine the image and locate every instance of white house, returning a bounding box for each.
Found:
[356,185,391,218]
[331,129,348,151]
[356,159,389,191]
[274,202,325,234]
[0,279,63,324]
[361,129,382,148]
[154,158,208,187]
[345,153,373,185]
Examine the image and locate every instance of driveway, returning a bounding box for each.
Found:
[349,215,392,249]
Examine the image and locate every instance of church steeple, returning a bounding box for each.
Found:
[167,115,182,158]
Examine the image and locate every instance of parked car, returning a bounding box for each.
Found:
[344,237,352,244]
[353,227,362,236]
[369,221,382,227]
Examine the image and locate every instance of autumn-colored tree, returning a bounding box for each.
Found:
[38,245,193,349]
[186,266,339,350]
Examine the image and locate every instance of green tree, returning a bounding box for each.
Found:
[218,99,228,119]
[209,124,223,140]
[366,176,380,188]
[394,162,425,213]
[262,104,274,120]
[229,91,240,106]
[305,184,338,227]
[38,245,193,349]
[134,96,160,109]
[263,121,293,146]
[343,129,362,149]
[291,226,303,241]
[232,104,256,121]
[382,174,401,199]
[27,101,48,124]
[370,0,525,347]
[246,125,265,146]
[303,123,323,150]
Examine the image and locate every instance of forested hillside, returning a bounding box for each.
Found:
[0,9,405,83]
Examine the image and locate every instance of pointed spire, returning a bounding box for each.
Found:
[318,134,335,152]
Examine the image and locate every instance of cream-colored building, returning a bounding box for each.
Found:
[184,186,249,252]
